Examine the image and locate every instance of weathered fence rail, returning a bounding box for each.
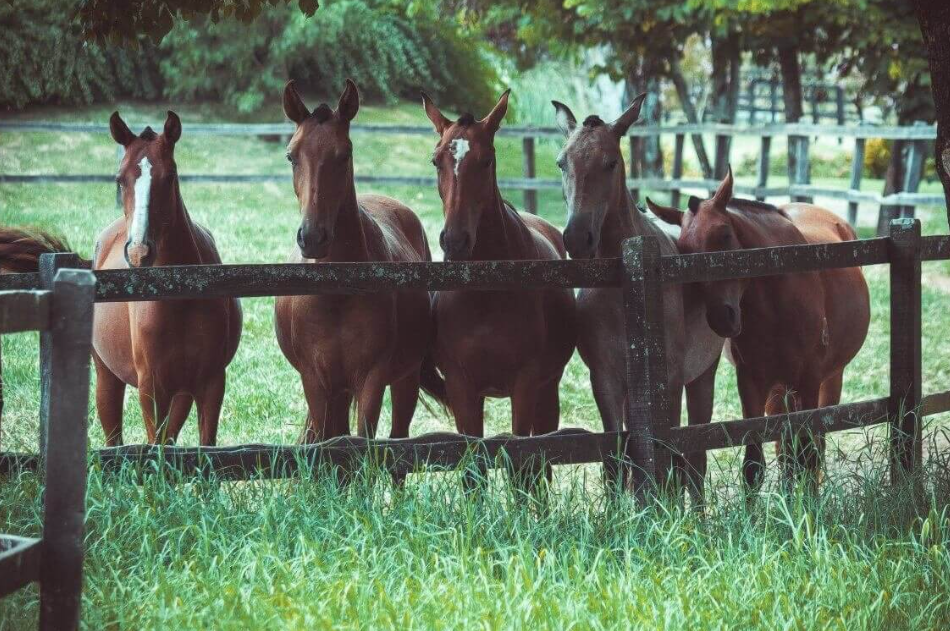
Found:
[0,120,941,218]
[1,223,948,493]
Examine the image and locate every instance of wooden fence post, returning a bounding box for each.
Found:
[629,136,641,204]
[756,136,772,201]
[900,121,928,220]
[39,269,95,631]
[789,134,812,203]
[671,134,685,208]
[747,80,757,124]
[888,218,922,483]
[38,252,84,459]
[522,136,537,214]
[621,236,671,502]
[847,135,866,226]
[770,78,779,122]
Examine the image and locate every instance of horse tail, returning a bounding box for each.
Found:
[0,226,77,273]
[418,353,448,409]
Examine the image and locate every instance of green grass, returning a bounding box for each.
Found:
[1,99,950,629]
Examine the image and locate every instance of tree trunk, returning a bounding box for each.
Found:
[670,59,713,179]
[913,0,950,229]
[626,71,664,179]
[876,139,907,235]
[778,44,811,201]
[711,31,741,178]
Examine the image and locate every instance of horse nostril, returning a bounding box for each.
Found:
[297,227,306,250]
[439,230,446,251]
[586,231,594,247]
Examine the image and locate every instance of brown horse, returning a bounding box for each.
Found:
[0,227,75,447]
[647,169,870,490]
[276,80,439,442]
[421,90,576,441]
[551,99,724,498]
[93,111,242,446]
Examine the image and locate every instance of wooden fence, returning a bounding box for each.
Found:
[0,120,941,220]
[0,269,95,631]
[0,220,948,498]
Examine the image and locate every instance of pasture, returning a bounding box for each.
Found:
[2,99,950,629]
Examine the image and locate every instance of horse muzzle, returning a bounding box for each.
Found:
[124,239,155,268]
[707,303,742,338]
[439,228,473,261]
[297,224,331,259]
[563,217,597,260]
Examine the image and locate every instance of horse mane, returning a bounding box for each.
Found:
[727,197,790,219]
[582,115,604,128]
[457,113,476,126]
[140,127,158,141]
[311,103,334,123]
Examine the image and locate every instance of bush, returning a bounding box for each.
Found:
[864,137,891,179]
[0,0,161,110]
[159,0,498,114]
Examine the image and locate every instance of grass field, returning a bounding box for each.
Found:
[2,98,950,629]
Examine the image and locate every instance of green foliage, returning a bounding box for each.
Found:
[159,0,498,114]
[78,0,319,44]
[864,137,892,179]
[0,0,162,110]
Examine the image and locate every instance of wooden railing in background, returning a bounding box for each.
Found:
[0,121,941,220]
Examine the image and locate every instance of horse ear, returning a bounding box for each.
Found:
[337,79,360,123]
[163,111,182,145]
[645,197,684,226]
[551,100,577,136]
[109,111,135,147]
[421,92,451,135]
[687,196,702,213]
[712,165,734,206]
[481,89,510,134]
[283,81,310,125]
[610,92,647,138]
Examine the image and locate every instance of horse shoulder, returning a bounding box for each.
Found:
[519,211,567,260]
[191,222,224,264]
[357,194,428,263]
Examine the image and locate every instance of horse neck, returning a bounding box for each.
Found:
[470,180,528,261]
[596,166,668,258]
[153,180,203,266]
[325,177,371,262]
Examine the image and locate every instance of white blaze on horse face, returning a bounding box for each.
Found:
[130,157,152,245]
[449,138,470,177]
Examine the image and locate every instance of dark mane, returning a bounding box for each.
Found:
[311,103,334,123]
[139,127,157,141]
[457,112,476,126]
[582,115,604,128]
[727,197,790,218]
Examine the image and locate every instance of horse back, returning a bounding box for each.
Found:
[519,211,567,260]
[358,194,431,263]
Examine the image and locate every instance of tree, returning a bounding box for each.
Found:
[912,0,950,229]
[78,0,319,43]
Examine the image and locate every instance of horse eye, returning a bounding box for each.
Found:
[606,159,618,171]
[286,153,297,167]
[556,158,566,171]
[483,157,493,168]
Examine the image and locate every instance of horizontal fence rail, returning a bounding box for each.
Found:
[4,236,947,299]
[1,120,945,217]
[2,390,949,480]
[0,229,947,487]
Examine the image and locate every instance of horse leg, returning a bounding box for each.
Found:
[589,367,626,493]
[94,352,126,447]
[682,356,721,508]
[777,383,823,493]
[445,375,485,490]
[511,371,543,491]
[137,376,173,445]
[299,373,330,443]
[328,391,352,438]
[165,394,194,444]
[356,371,388,439]
[531,379,561,484]
[196,372,226,446]
[390,371,420,439]
[737,368,769,497]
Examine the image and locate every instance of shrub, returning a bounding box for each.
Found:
[0,0,161,110]
[864,137,891,179]
[159,0,498,114]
